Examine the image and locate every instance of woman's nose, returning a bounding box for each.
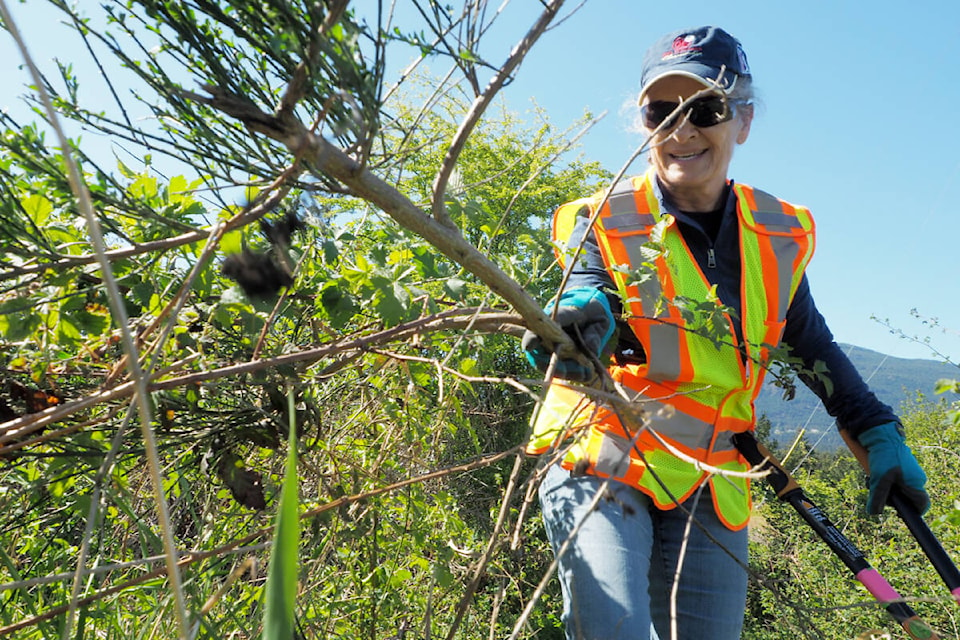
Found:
[670,116,698,142]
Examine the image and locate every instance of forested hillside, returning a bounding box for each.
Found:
[756,344,958,450]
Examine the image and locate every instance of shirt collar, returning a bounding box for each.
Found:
[650,173,738,219]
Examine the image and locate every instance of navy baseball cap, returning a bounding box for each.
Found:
[639,26,751,102]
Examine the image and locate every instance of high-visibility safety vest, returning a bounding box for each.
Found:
[528,169,815,530]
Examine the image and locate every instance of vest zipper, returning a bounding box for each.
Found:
[707,247,717,268]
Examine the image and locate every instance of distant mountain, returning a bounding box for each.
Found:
[755,344,957,450]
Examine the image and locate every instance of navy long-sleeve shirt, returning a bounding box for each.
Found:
[563,178,897,437]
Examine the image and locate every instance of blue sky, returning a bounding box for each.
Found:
[459,1,960,366]
[3,1,959,369]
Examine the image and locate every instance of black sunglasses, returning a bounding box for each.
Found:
[641,95,740,131]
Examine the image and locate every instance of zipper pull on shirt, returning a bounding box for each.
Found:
[707,247,717,269]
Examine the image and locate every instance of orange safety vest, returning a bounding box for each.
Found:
[528,169,815,530]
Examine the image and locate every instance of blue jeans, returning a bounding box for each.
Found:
[538,463,749,640]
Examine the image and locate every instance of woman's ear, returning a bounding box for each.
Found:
[736,103,754,145]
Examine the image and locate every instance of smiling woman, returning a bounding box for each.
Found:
[640,75,753,211]
[520,24,930,640]
[636,29,755,212]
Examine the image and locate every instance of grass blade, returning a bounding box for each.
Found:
[262,388,300,640]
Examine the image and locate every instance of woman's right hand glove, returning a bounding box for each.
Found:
[857,421,929,515]
[521,287,615,382]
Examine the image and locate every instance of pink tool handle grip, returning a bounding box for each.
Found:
[855,568,902,603]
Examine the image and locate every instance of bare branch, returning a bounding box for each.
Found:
[276,0,350,117]
[0,309,526,447]
[0,2,189,635]
[430,0,565,227]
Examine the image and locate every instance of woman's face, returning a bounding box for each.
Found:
[641,75,753,211]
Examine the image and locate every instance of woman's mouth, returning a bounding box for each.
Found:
[670,149,707,161]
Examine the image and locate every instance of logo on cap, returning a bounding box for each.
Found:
[664,34,701,60]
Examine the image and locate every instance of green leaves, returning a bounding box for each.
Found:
[933,378,960,426]
[0,297,42,343]
[671,286,735,351]
[21,193,54,227]
[933,378,959,395]
[319,281,359,330]
[0,3,615,638]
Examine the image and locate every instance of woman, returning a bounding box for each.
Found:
[522,26,929,640]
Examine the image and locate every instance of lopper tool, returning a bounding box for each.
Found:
[733,431,940,640]
[840,430,960,607]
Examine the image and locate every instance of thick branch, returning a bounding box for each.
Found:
[184,82,575,356]
[294,126,575,353]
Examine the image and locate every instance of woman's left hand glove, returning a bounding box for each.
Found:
[857,421,929,515]
[521,287,614,382]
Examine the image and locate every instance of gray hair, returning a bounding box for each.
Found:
[728,75,756,106]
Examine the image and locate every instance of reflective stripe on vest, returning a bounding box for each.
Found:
[528,170,815,530]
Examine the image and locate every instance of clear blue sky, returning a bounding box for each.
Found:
[3,1,959,368]
[459,1,960,366]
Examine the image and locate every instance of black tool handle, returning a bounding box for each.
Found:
[839,429,960,605]
[734,431,940,639]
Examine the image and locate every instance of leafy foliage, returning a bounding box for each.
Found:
[0,2,607,638]
[3,2,957,640]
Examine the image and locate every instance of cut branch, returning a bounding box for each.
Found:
[184,81,580,360]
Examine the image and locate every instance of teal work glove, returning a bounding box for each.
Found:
[857,421,929,515]
[521,287,615,382]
